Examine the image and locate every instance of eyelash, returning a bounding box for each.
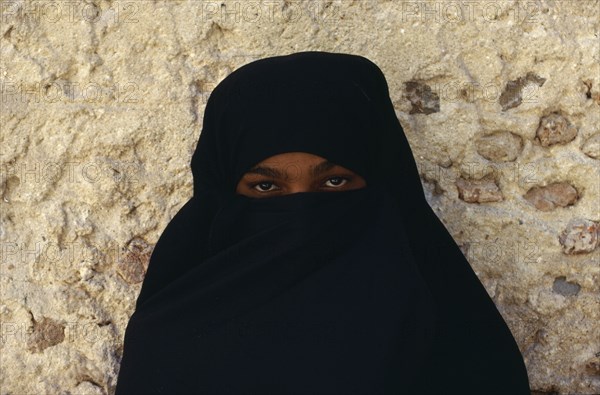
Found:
[249,176,352,193]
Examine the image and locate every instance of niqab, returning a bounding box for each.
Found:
[115,51,530,394]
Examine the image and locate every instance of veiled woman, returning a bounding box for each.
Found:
[115,51,530,394]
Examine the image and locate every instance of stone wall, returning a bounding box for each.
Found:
[1,0,598,394]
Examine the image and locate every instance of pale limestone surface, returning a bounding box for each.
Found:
[1,1,599,394]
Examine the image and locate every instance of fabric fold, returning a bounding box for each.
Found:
[117,184,436,394]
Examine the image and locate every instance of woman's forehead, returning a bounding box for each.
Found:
[243,152,352,179]
[253,151,328,164]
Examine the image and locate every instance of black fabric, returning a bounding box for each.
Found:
[115,51,530,394]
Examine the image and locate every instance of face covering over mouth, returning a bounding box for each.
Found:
[115,51,530,395]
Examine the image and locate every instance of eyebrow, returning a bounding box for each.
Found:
[244,159,339,179]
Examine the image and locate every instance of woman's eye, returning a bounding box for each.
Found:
[324,177,349,188]
[249,176,351,193]
[252,181,278,192]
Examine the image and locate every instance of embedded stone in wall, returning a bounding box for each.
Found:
[581,133,600,159]
[582,79,600,105]
[523,182,579,211]
[534,328,549,347]
[552,276,581,296]
[475,131,524,162]
[404,81,440,115]
[116,237,153,284]
[535,113,578,147]
[499,72,546,111]
[455,176,503,203]
[421,171,445,196]
[558,218,599,254]
[586,358,600,377]
[438,158,453,168]
[27,316,65,353]
[73,380,105,395]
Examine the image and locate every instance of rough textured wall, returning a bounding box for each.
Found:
[1,0,599,394]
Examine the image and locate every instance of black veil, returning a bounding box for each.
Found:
[115,51,530,394]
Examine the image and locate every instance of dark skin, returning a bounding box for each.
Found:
[235,152,367,197]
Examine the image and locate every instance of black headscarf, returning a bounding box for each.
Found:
[115,51,530,394]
